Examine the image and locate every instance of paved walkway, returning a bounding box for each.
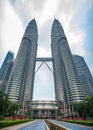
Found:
[17,120,46,130]
[1,119,93,130]
[50,120,93,130]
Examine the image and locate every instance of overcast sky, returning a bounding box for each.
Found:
[0,0,93,100]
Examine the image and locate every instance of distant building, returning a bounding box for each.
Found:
[6,19,38,104]
[51,19,84,113]
[73,55,93,97]
[0,51,14,92]
[0,51,14,80]
[0,59,14,92]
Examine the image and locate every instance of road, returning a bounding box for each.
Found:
[0,119,93,130]
[17,120,46,130]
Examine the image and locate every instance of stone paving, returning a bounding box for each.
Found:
[17,120,46,130]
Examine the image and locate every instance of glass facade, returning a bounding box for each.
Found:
[0,59,14,92]
[51,19,84,106]
[73,55,93,97]
[6,19,38,103]
[0,51,14,80]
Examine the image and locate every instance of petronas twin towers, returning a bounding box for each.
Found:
[7,20,38,103]
[6,19,84,111]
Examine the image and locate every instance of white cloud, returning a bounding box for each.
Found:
[8,0,89,58]
[37,46,51,57]
[67,31,86,56]
[0,0,24,66]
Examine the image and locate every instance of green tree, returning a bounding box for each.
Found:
[25,110,31,118]
[72,96,93,119]
[0,91,9,119]
[0,91,20,119]
[57,111,64,120]
[8,102,20,117]
[84,96,93,118]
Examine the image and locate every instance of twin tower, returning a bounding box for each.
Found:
[6,19,84,110]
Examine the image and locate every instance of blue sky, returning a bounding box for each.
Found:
[0,0,93,100]
[82,6,93,67]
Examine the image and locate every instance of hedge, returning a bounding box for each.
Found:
[64,119,93,127]
[0,119,32,129]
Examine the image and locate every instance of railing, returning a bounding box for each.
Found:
[45,120,69,130]
[44,120,51,130]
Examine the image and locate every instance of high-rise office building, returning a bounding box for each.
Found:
[0,51,14,80]
[51,19,84,108]
[6,19,38,103]
[0,59,14,92]
[73,55,93,97]
[5,19,91,116]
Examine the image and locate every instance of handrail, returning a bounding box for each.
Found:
[43,120,51,130]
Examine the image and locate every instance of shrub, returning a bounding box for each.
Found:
[0,119,33,128]
[64,119,93,126]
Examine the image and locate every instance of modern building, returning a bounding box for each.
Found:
[24,100,58,119]
[51,19,84,112]
[0,59,14,92]
[5,19,92,118]
[73,55,93,97]
[6,19,38,104]
[0,51,14,80]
